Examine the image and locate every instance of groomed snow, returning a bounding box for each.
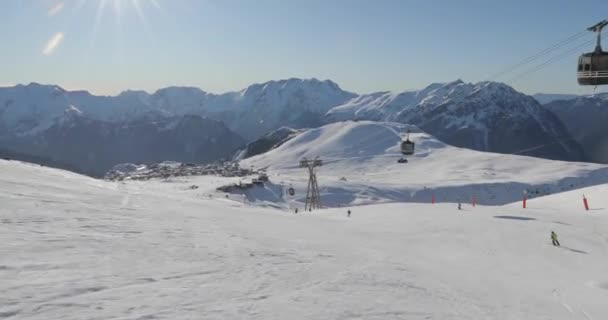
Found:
[1,158,608,319]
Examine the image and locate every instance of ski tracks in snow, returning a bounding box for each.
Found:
[553,288,595,320]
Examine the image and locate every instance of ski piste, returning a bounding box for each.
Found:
[2,134,608,319]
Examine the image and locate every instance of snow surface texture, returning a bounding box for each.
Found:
[2,156,608,319]
[242,121,608,207]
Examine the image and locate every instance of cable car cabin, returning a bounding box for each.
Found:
[577,52,608,85]
[401,139,415,156]
[578,20,608,86]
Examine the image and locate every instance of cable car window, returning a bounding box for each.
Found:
[585,64,591,71]
[578,64,583,71]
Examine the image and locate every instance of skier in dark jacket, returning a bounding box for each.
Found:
[551,231,560,247]
[347,210,351,217]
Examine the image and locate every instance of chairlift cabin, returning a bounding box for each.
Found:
[578,20,608,86]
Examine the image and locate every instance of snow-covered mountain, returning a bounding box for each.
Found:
[324,81,452,122]
[325,80,585,161]
[0,78,355,139]
[545,96,608,164]
[2,112,245,176]
[212,78,356,138]
[149,79,355,137]
[0,83,162,136]
[0,79,355,174]
[0,79,590,168]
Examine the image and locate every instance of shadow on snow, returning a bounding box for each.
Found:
[493,215,536,221]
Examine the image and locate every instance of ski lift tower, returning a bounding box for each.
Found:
[300,157,322,211]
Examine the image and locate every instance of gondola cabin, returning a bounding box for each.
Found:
[577,20,608,86]
[397,129,415,163]
[400,129,415,156]
[401,140,415,155]
[578,52,608,85]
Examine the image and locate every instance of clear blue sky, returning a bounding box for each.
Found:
[2,0,608,95]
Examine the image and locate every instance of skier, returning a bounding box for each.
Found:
[295,208,298,214]
[551,231,560,247]
[458,202,462,210]
[347,210,351,217]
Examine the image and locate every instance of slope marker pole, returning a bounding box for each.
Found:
[583,195,590,211]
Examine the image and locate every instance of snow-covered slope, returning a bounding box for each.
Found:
[324,81,453,122]
[515,180,608,212]
[242,121,608,207]
[2,156,608,319]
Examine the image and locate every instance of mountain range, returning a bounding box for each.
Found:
[0,79,354,139]
[0,78,602,175]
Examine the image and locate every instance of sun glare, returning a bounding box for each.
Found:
[47,2,65,17]
[94,0,162,20]
[43,32,65,55]
[43,0,162,57]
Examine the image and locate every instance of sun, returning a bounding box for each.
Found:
[42,0,163,56]
[100,0,162,16]
[94,0,162,28]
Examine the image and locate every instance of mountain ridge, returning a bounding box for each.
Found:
[0,78,355,139]
[0,78,591,172]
